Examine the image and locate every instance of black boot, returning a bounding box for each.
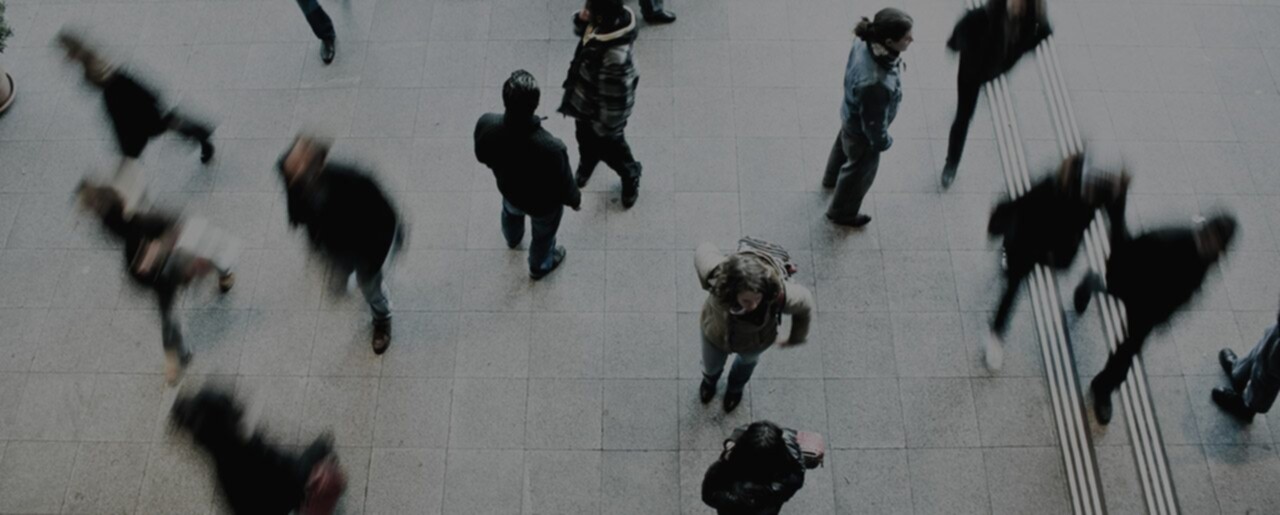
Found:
[1074,273,1102,314]
[1219,348,1247,391]
[621,176,640,209]
[200,140,215,164]
[1212,387,1255,423]
[643,9,676,24]
[372,318,391,355]
[1091,376,1113,425]
[723,390,743,412]
[699,378,717,404]
[940,162,957,189]
[575,164,596,189]
[321,38,336,65]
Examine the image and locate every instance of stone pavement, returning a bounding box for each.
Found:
[0,0,1277,513]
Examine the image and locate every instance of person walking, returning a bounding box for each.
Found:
[822,9,914,228]
[1214,297,1280,422]
[295,0,337,64]
[277,135,403,354]
[983,153,1128,370]
[560,0,643,209]
[702,420,806,515]
[76,181,239,384]
[940,0,1051,189]
[637,0,676,23]
[695,240,814,412]
[57,30,215,215]
[475,70,582,279]
[1076,214,1238,424]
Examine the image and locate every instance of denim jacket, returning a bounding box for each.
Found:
[839,40,902,152]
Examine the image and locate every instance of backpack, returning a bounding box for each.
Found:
[736,236,797,281]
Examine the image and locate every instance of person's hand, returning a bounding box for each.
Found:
[776,338,802,348]
[577,8,590,22]
[570,203,582,212]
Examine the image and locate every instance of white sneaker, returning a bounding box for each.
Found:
[984,331,1005,372]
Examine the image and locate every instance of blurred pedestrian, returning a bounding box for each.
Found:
[560,0,643,209]
[1214,296,1280,422]
[476,70,581,279]
[1076,213,1238,424]
[76,181,239,384]
[695,239,813,412]
[295,0,337,64]
[637,0,676,23]
[983,152,1128,370]
[57,30,215,215]
[702,420,806,515]
[171,386,347,515]
[940,0,1051,189]
[277,135,403,354]
[822,8,913,228]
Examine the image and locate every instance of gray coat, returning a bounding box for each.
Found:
[839,40,902,152]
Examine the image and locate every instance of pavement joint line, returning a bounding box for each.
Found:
[963,0,1105,511]
[1038,30,1180,514]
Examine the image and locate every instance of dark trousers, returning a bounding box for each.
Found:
[945,59,986,170]
[156,285,189,358]
[991,256,1034,337]
[822,127,880,221]
[1233,325,1280,412]
[296,0,336,41]
[575,119,641,181]
[501,200,564,274]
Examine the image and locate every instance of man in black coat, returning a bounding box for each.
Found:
[278,135,403,354]
[983,153,1128,370]
[941,0,1051,189]
[476,70,582,279]
[1075,213,1238,424]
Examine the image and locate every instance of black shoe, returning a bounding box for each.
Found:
[723,390,742,412]
[1091,377,1113,425]
[940,163,957,189]
[699,379,717,404]
[321,38,336,65]
[200,141,215,164]
[1219,348,1239,381]
[1212,387,1255,422]
[643,9,677,24]
[827,213,871,228]
[621,177,640,208]
[372,318,391,355]
[1074,274,1100,314]
[530,246,567,280]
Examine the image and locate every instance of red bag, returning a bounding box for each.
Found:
[793,430,826,469]
[299,456,347,515]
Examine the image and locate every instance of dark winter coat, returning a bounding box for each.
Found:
[559,7,640,133]
[987,174,1124,273]
[840,40,902,152]
[1105,227,1212,325]
[701,452,805,515]
[474,113,581,216]
[282,163,401,276]
[102,71,169,158]
[948,0,1052,84]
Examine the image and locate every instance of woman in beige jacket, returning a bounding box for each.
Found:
[696,242,815,411]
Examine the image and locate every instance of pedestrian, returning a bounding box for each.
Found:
[277,135,403,354]
[695,239,814,412]
[822,8,914,228]
[983,152,1129,370]
[940,0,1051,189]
[475,70,581,279]
[1076,214,1238,424]
[559,0,643,209]
[1213,296,1280,422]
[636,0,676,23]
[295,0,337,64]
[57,30,215,215]
[76,181,239,384]
[702,420,806,515]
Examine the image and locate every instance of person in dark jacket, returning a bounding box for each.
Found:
[278,135,403,354]
[983,152,1129,370]
[294,0,337,65]
[58,30,215,213]
[476,70,581,279]
[1075,213,1238,424]
[702,421,806,515]
[940,0,1051,189]
[77,182,237,384]
[822,9,913,228]
[559,0,643,209]
[1214,296,1280,422]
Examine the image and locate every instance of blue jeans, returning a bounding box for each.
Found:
[501,200,563,273]
[702,335,767,394]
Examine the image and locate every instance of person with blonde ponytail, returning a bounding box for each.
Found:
[822,9,913,228]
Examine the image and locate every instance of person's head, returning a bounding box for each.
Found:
[586,0,625,24]
[1007,0,1029,18]
[502,70,541,119]
[854,8,915,54]
[55,29,113,85]
[74,180,124,219]
[279,134,331,185]
[711,254,781,316]
[725,421,798,473]
[1194,214,1237,261]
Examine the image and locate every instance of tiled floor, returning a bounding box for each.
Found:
[0,0,1278,513]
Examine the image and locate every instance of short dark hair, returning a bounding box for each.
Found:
[726,421,800,474]
[502,70,540,117]
[587,0,625,20]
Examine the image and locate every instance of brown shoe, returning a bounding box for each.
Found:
[218,272,235,293]
[372,319,391,355]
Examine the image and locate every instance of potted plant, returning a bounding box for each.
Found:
[0,0,14,114]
